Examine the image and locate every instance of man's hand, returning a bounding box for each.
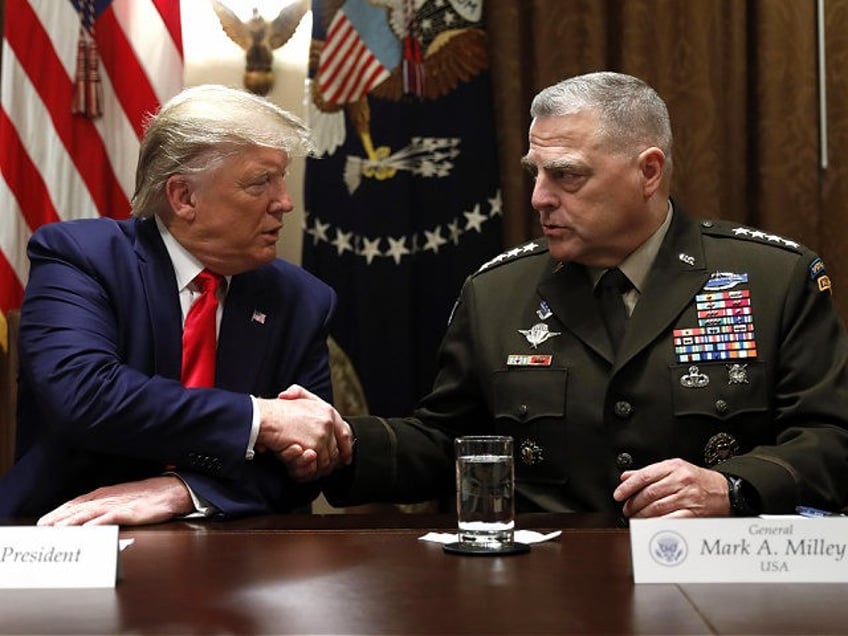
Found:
[613,458,731,518]
[37,476,194,527]
[256,384,354,482]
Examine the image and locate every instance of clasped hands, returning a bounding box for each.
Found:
[256,384,354,482]
[614,457,732,518]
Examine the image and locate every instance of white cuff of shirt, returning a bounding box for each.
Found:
[165,472,215,518]
[247,395,261,460]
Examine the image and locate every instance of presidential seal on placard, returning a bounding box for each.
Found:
[648,531,688,567]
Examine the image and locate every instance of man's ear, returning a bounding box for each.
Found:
[638,147,666,198]
[164,174,197,221]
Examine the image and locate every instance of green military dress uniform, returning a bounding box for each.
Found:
[327,208,848,515]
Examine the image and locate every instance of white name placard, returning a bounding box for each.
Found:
[630,517,848,583]
[0,525,119,588]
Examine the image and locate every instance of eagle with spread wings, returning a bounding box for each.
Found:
[211,0,309,95]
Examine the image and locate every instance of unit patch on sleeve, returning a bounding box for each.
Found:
[808,257,832,294]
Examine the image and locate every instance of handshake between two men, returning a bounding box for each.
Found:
[256,384,354,482]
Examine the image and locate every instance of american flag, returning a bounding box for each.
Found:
[317,1,396,105]
[0,0,183,350]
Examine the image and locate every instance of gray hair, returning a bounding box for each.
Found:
[531,72,673,171]
[132,84,314,218]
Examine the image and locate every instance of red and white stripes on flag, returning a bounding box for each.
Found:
[317,9,390,105]
[0,0,183,349]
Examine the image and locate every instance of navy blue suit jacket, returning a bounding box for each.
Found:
[0,217,337,517]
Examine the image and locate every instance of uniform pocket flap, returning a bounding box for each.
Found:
[491,368,568,423]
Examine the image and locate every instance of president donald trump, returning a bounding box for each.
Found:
[0,85,353,525]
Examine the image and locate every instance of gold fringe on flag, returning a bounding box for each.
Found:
[72,0,102,119]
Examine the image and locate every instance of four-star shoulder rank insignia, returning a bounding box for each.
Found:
[729,226,800,250]
[475,241,544,274]
[700,220,801,252]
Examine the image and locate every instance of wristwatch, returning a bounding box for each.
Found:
[725,474,757,516]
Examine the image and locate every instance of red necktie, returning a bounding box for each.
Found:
[181,269,222,388]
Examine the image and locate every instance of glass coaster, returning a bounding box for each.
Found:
[443,541,531,556]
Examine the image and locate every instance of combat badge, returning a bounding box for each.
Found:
[704,432,740,467]
[703,272,748,291]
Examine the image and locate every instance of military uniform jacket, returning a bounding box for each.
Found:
[327,208,848,515]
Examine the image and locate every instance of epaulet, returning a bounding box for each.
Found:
[699,219,802,253]
[472,240,548,276]
[701,219,832,293]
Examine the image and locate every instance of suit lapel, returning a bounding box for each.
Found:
[616,209,710,368]
[134,218,183,380]
[216,270,279,393]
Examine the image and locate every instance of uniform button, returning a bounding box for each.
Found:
[516,404,529,419]
[616,452,633,470]
[715,399,728,414]
[614,401,633,419]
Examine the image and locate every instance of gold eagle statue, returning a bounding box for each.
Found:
[210,0,309,96]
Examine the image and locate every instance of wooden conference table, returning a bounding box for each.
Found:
[1,512,847,635]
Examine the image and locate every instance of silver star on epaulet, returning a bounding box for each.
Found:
[731,226,799,249]
[476,241,541,273]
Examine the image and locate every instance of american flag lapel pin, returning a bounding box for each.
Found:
[251,310,267,325]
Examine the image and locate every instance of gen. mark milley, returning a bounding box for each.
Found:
[327,207,848,516]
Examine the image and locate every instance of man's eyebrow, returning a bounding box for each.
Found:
[543,157,581,171]
[521,155,582,173]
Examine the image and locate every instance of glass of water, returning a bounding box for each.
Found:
[454,435,515,549]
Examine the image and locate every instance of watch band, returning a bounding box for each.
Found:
[725,474,756,516]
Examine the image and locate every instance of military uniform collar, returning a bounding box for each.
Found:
[587,200,674,294]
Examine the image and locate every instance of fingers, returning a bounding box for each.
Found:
[615,459,730,518]
[335,419,355,466]
[286,448,319,482]
[614,462,672,504]
[279,443,305,463]
[277,384,310,400]
[38,477,192,527]
[277,383,320,401]
[38,496,94,526]
[39,497,124,526]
